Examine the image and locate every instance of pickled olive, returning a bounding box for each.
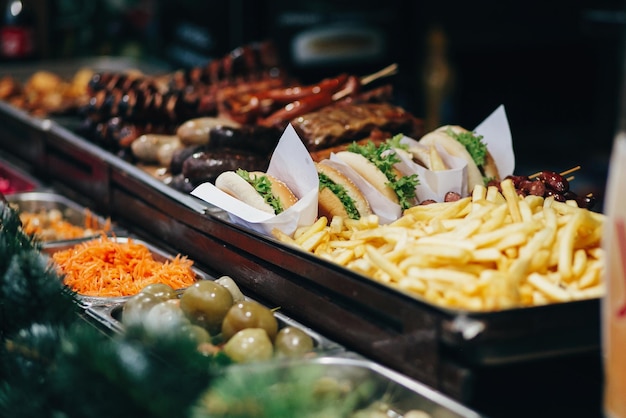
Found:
[274,326,314,358]
[140,283,177,302]
[223,328,273,363]
[122,292,161,327]
[179,323,211,345]
[180,280,233,334]
[215,275,245,302]
[143,299,189,335]
[403,411,433,418]
[221,300,278,342]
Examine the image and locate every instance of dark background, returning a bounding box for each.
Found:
[9,0,626,208]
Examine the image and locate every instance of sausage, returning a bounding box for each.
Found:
[170,145,204,175]
[131,134,182,164]
[444,191,462,202]
[208,125,281,156]
[221,74,351,125]
[182,148,270,185]
[176,117,242,146]
[257,93,335,129]
[261,74,349,103]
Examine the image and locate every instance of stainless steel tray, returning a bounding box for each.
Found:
[7,191,119,247]
[85,297,345,357]
[42,235,207,308]
[216,356,483,418]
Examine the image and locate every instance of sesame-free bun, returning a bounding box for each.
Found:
[249,171,299,211]
[215,171,297,214]
[316,162,372,220]
[420,125,499,194]
[335,151,399,204]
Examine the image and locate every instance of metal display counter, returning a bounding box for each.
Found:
[0,95,604,418]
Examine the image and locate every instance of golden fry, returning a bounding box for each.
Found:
[295,216,328,245]
[281,177,606,311]
[501,178,523,223]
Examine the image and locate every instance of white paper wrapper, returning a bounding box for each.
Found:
[325,105,515,220]
[395,137,468,202]
[404,104,514,201]
[325,156,402,224]
[191,124,318,236]
[475,104,515,178]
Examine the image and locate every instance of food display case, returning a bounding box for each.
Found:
[0,54,607,417]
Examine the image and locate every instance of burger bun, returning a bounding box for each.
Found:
[335,151,400,204]
[316,162,372,219]
[215,170,298,214]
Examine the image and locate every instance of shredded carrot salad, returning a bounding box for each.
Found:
[19,208,112,242]
[51,236,197,297]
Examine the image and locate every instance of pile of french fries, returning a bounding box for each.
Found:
[273,179,605,311]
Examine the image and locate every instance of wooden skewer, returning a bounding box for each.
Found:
[567,176,575,182]
[560,165,581,177]
[529,165,581,179]
[333,63,398,101]
[360,63,398,86]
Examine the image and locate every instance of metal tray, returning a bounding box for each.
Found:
[42,235,205,308]
[85,296,345,357]
[216,356,483,418]
[7,191,119,247]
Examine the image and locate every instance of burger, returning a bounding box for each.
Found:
[316,162,372,220]
[335,140,419,210]
[418,125,499,193]
[215,169,298,215]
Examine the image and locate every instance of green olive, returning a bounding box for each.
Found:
[223,328,273,363]
[180,280,233,334]
[179,323,211,345]
[221,300,278,342]
[122,292,160,327]
[140,283,177,301]
[143,299,189,335]
[215,276,245,302]
[274,326,315,358]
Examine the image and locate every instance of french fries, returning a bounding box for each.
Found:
[273,180,606,311]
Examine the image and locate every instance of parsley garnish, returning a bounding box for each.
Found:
[318,172,361,220]
[236,169,284,214]
[446,128,487,168]
[347,139,419,210]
